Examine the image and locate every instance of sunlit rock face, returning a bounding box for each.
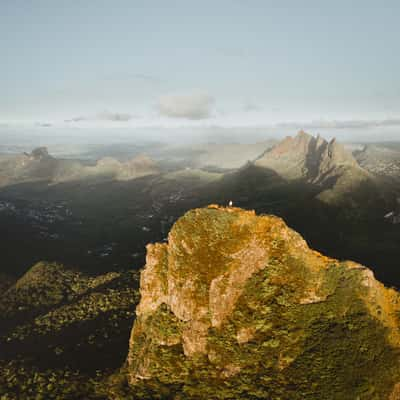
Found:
[127,205,400,399]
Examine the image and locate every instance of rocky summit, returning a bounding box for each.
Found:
[127,205,400,400]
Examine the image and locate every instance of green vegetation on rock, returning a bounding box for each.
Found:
[125,205,400,400]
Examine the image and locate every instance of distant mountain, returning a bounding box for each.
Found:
[354,144,400,179]
[254,131,371,203]
[255,130,361,181]
[0,147,58,187]
[0,148,159,187]
[123,205,400,399]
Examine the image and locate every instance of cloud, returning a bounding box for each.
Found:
[36,122,52,127]
[157,92,215,120]
[276,118,400,130]
[96,110,133,122]
[243,102,262,112]
[65,110,134,123]
[64,116,86,123]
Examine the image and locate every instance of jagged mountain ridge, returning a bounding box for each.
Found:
[254,131,371,203]
[125,205,400,399]
[255,130,359,180]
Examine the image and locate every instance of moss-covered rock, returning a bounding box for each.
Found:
[126,205,400,399]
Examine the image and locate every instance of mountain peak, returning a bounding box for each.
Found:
[318,136,359,173]
[254,132,369,202]
[126,205,400,398]
[255,131,325,180]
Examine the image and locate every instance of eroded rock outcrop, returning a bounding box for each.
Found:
[127,205,400,399]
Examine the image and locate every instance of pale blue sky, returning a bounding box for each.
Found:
[1,0,400,132]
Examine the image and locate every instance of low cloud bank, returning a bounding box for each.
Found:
[157,92,214,120]
[65,110,134,123]
[276,118,400,130]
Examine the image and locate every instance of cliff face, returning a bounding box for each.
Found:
[127,205,400,399]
